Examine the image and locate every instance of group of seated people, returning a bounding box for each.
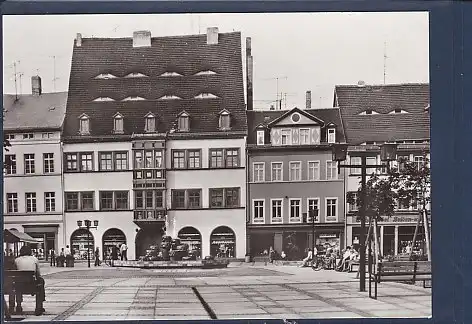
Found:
[299,245,360,271]
[336,246,360,272]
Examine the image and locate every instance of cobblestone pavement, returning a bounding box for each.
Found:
[8,263,432,321]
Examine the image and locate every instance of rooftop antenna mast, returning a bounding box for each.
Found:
[12,61,22,100]
[51,55,59,92]
[383,41,388,85]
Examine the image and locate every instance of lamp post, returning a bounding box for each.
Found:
[77,220,99,268]
[332,143,397,292]
[309,207,318,266]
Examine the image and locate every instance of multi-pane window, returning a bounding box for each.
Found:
[25,192,37,213]
[326,161,338,180]
[155,191,164,208]
[42,132,54,138]
[115,152,128,170]
[209,148,240,168]
[134,150,162,169]
[99,152,113,171]
[209,149,224,168]
[327,128,336,143]
[6,193,18,213]
[300,129,310,145]
[253,200,264,222]
[145,116,156,132]
[256,130,265,145]
[43,153,55,173]
[308,161,320,180]
[145,151,153,168]
[326,198,338,222]
[414,156,426,170]
[135,191,144,209]
[134,151,144,169]
[135,190,164,209]
[65,192,79,211]
[281,129,291,145]
[80,153,93,171]
[172,150,186,169]
[114,115,124,133]
[307,198,319,222]
[172,190,186,209]
[178,115,189,132]
[348,192,358,212]
[289,199,301,221]
[99,191,114,210]
[79,117,90,135]
[366,157,377,175]
[350,156,361,175]
[145,191,153,208]
[23,133,34,139]
[66,153,78,172]
[187,189,202,208]
[5,155,16,175]
[289,161,301,181]
[271,162,283,181]
[271,199,283,222]
[24,154,35,174]
[253,162,265,182]
[115,191,129,210]
[188,150,201,168]
[81,192,95,210]
[209,188,240,208]
[45,192,56,212]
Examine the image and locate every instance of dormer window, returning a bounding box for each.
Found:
[177,112,190,132]
[160,72,183,77]
[144,113,156,133]
[256,130,265,145]
[195,93,218,99]
[327,127,336,143]
[389,108,408,114]
[113,113,124,134]
[158,95,182,100]
[359,110,379,115]
[79,114,90,135]
[123,96,145,101]
[124,72,148,78]
[94,73,117,80]
[219,110,231,130]
[195,70,217,76]
[93,97,115,102]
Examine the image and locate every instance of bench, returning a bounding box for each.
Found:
[369,261,432,299]
[3,270,44,316]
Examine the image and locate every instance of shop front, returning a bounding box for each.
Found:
[23,225,59,261]
[102,228,127,259]
[177,227,202,258]
[210,226,236,258]
[70,228,94,260]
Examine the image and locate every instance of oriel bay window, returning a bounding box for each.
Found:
[134,190,164,210]
[171,189,202,209]
[209,187,240,208]
[209,148,240,168]
[99,191,129,210]
[134,149,163,169]
[65,192,95,211]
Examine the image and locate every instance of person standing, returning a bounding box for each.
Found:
[111,245,118,266]
[94,247,100,266]
[49,249,56,267]
[120,243,128,261]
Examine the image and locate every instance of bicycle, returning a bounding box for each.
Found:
[311,255,332,271]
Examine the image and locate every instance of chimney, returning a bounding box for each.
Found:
[206,27,219,45]
[306,91,312,109]
[76,33,82,47]
[133,31,151,48]
[270,105,275,111]
[246,37,254,111]
[31,76,42,96]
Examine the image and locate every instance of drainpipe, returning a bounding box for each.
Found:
[245,145,250,256]
[60,139,66,250]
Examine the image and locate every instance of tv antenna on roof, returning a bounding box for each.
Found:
[11,60,22,100]
[50,55,59,92]
[383,41,388,85]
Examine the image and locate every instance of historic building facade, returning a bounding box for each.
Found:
[335,82,430,256]
[3,77,68,258]
[62,28,248,259]
[246,105,347,260]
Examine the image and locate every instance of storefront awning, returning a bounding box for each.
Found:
[4,229,42,244]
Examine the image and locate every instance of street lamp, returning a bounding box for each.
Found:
[332,142,397,292]
[309,207,319,267]
[77,219,99,268]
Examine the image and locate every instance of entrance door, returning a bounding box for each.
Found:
[135,229,162,259]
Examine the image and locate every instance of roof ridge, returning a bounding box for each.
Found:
[80,31,241,41]
[335,82,429,88]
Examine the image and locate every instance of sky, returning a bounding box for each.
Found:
[3,12,429,109]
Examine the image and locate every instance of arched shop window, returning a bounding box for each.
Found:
[70,228,94,260]
[177,227,202,258]
[210,226,236,258]
[102,228,126,259]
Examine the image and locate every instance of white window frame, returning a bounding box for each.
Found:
[253,162,265,182]
[366,156,378,175]
[306,197,321,223]
[326,160,338,180]
[307,160,320,181]
[45,192,56,212]
[300,128,310,145]
[114,115,124,134]
[6,193,18,213]
[271,162,283,182]
[348,192,358,212]
[270,198,283,224]
[25,192,37,213]
[145,116,156,133]
[325,197,338,222]
[281,129,292,145]
[252,199,265,224]
[350,156,361,175]
[289,161,302,181]
[43,153,55,174]
[256,130,265,145]
[79,116,90,135]
[327,128,336,143]
[414,155,426,171]
[289,198,302,223]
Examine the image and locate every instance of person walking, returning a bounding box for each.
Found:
[49,249,56,267]
[94,247,100,266]
[120,243,128,261]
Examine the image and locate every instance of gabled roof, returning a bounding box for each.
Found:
[267,107,325,127]
[246,108,346,145]
[63,31,247,139]
[334,83,430,145]
[3,92,68,131]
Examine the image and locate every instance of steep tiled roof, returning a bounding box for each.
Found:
[63,32,247,140]
[246,107,346,145]
[3,92,68,131]
[334,83,430,145]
